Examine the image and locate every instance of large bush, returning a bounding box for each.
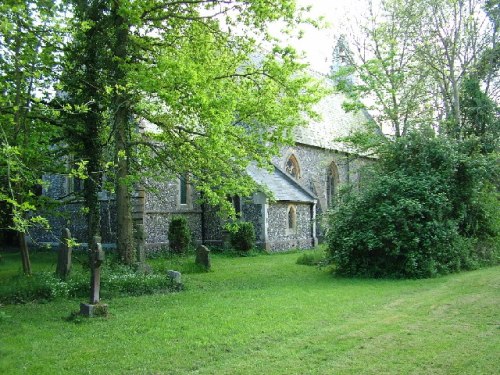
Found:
[327,132,498,278]
[168,216,191,254]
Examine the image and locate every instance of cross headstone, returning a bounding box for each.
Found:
[195,244,211,270]
[90,235,104,304]
[80,235,107,317]
[56,228,72,280]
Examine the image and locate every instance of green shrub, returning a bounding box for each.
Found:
[230,221,256,253]
[296,251,325,266]
[101,269,172,297]
[0,271,88,304]
[0,265,177,305]
[327,132,498,278]
[168,216,191,254]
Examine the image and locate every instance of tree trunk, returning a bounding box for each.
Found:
[112,1,134,265]
[19,231,31,275]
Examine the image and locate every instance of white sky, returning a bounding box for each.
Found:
[290,0,368,74]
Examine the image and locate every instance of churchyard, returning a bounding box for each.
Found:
[1,248,498,374]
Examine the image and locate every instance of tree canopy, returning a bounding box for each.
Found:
[1,0,324,266]
[331,0,498,140]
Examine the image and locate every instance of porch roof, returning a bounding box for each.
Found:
[247,164,316,203]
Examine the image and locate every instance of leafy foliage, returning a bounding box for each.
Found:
[327,132,499,278]
[332,0,497,138]
[0,265,175,305]
[58,0,324,264]
[458,77,500,154]
[168,217,192,254]
[230,221,256,253]
[0,2,64,221]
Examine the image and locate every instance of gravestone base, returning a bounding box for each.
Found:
[80,303,109,317]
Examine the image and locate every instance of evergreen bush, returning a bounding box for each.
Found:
[327,132,499,278]
[230,221,256,253]
[168,216,191,254]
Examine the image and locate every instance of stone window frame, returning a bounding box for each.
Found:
[287,204,297,235]
[178,174,192,209]
[285,154,301,180]
[327,161,340,207]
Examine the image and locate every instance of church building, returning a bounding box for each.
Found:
[32,78,371,252]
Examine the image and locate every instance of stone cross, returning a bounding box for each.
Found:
[90,235,105,304]
[56,228,72,280]
[195,244,211,270]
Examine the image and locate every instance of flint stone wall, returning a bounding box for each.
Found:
[266,202,312,251]
[29,175,117,247]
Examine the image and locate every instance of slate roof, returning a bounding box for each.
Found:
[294,72,371,153]
[247,164,316,203]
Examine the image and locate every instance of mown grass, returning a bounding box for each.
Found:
[0,250,499,374]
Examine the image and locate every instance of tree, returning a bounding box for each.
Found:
[0,0,65,274]
[414,0,496,133]
[459,76,499,154]
[331,0,434,138]
[325,0,499,278]
[331,0,497,139]
[60,0,111,249]
[64,0,323,265]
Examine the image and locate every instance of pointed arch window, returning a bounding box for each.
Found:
[327,162,340,207]
[285,154,300,180]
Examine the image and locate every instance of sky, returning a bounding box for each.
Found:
[290,0,368,74]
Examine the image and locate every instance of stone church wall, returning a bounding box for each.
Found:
[266,202,313,251]
[28,175,117,248]
[274,144,369,240]
[143,178,203,249]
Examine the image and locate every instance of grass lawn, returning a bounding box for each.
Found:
[0,250,499,374]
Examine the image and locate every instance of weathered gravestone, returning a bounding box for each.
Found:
[56,228,72,280]
[167,270,182,284]
[195,245,211,270]
[80,235,108,317]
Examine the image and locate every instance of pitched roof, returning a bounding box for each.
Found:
[294,72,371,153]
[247,164,316,203]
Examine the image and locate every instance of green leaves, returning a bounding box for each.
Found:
[327,131,498,278]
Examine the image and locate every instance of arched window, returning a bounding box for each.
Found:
[327,162,340,207]
[285,154,300,179]
[287,205,296,231]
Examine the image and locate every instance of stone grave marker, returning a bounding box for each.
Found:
[80,235,108,317]
[167,270,182,284]
[195,244,211,270]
